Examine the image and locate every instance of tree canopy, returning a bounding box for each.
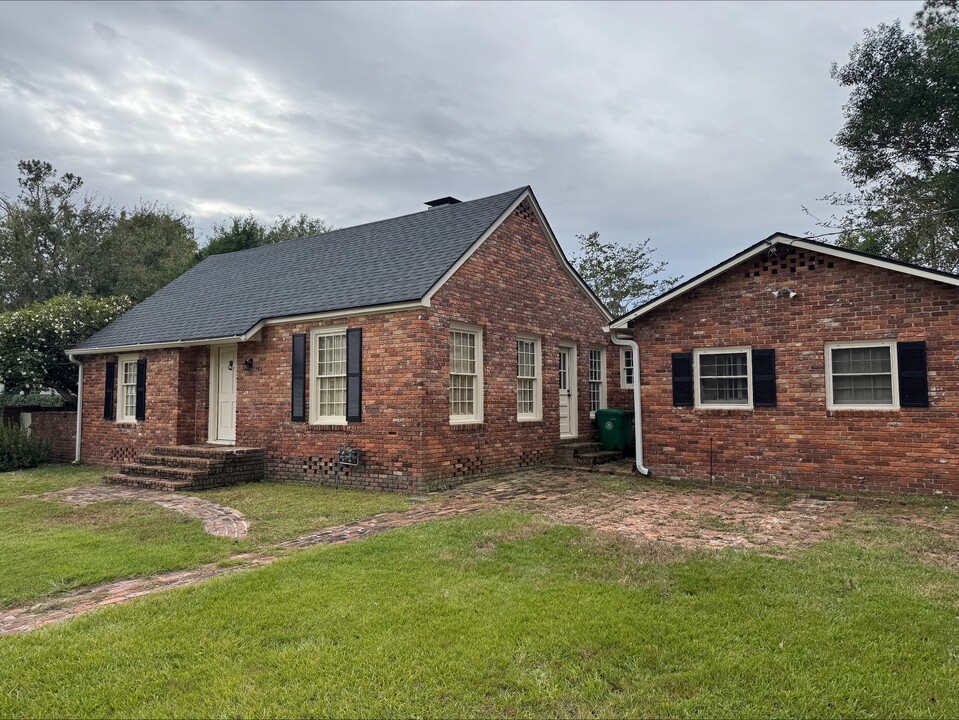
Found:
[0,295,132,399]
[572,231,680,317]
[196,213,332,261]
[0,160,198,310]
[825,0,959,272]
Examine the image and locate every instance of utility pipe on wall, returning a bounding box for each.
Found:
[68,354,83,463]
[609,332,650,476]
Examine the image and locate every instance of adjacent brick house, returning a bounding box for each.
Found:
[609,233,959,496]
[70,187,625,491]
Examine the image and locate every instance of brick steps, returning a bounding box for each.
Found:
[103,474,194,492]
[103,445,265,492]
[554,441,624,467]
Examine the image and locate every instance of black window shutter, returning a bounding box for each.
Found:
[346,328,362,422]
[671,352,694,407]
[897,341,929,408]
[135,359,147,421]
[291,334,306,422]
[103,361,116,420]
[752,349,777,407]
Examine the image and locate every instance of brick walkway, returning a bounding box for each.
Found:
[40,486,249,539]
[444,470,857,552]
[6,469,863,636]
[1,503,491,636]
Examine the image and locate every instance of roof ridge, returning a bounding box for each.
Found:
[200,186,530,262]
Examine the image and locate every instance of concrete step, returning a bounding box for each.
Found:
[572,450,622,466]
[118,463,207,482]
[103,473,195,492]
[556,442,604,459]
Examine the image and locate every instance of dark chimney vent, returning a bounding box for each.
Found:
[425,196,461,209]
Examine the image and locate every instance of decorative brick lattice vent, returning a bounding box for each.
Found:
[745,246,835,279]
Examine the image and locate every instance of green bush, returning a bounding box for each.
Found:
[0,421,50,472]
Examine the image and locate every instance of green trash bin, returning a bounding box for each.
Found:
[595,408,635,452]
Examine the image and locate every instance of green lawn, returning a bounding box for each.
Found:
[0,465,409,608]
[2,510,958,718]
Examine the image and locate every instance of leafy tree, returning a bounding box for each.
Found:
[0,295,132,399]
[196,213,332,261]
[823,0,959,272]
[90,204,197,300]
[572,231,680,317]
[0,160,198,308]
[0,160,112,310]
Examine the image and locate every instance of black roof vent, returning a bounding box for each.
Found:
[425,196,461,209]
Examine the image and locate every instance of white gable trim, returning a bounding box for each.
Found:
[422,188,613,321]
[609,234,959,329]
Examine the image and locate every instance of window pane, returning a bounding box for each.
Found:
[623,350,634,386]
[832,347,890,375]
[833,374,893,405]
[699,352,747,378]
[517,340,535,378]
[589,349,602,382]
[451,373,475,416]
[517,378,535,415]
[700,377,749,404]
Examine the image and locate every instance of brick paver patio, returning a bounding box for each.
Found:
[5,469,872,635]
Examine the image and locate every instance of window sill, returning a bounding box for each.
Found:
[517,416,543,423]
[827,407,900,414]
[114,420,138,427]
[449,422,484,431]
[692,406,753,414]
[308,421,348,431]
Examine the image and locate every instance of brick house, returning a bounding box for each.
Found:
[608,233,959,496]
[69,187,627,491]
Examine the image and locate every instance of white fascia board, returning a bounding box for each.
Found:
[421,188,613,322]
[610,233,959,328]
[67,301,423,358]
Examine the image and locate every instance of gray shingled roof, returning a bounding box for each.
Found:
[75,186,528,351]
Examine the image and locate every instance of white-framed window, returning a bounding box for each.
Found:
[825,340,899,410]
[620,347,635,388]
[311,327,347,424]
[694,347,752,409]
[450,324,483,423]
[516,335,542,421]
[589,347,606,416]
[117,354,139,423]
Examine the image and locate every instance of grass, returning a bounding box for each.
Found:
[0,465,410,608]
[2,511,958,718]
[202,480,409,546]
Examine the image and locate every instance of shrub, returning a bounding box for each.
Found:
[0,421,50,472]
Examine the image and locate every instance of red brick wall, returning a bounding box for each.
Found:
[421,198,619,487]
[28,411,77,462]
[78,200,622,490]
[235,308,433,491]
[80,349,203,466]
[630,246,959,496]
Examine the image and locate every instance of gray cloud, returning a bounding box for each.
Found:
[0,0,920,278]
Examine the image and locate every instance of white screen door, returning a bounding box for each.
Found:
[215,345,237,442]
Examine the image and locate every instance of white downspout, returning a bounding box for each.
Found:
[68,354,83,464]
[609,332,650,476]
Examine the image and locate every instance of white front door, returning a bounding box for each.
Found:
[558,346,577,438]
[213,345,237,442]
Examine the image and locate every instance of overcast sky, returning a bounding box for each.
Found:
[0,0,920,279]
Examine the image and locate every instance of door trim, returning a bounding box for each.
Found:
[558,343,578,439]
[207,344,238,444]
